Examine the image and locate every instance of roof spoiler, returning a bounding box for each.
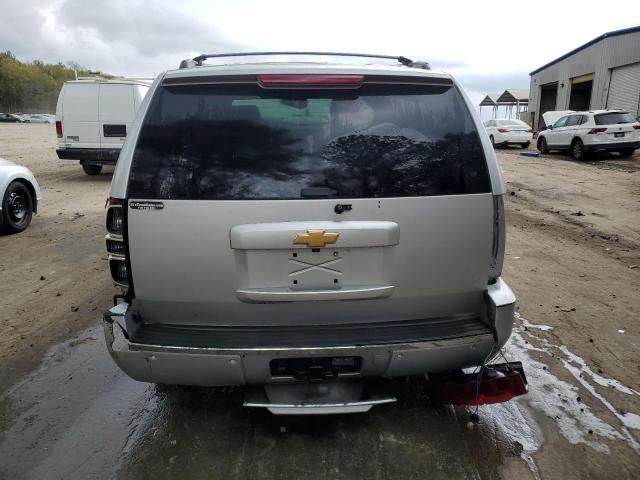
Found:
[178,52,430,70]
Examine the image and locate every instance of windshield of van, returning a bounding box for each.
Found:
[128,82,490,199]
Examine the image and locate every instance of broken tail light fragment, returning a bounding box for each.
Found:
[257,74,364,88]
[427,362,528,406]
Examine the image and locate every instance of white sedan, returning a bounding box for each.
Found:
[0,158,42,233]
[483,119,533,148]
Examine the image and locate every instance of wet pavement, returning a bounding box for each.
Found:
[1,315,638,480]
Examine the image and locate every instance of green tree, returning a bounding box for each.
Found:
[0,52,95,113]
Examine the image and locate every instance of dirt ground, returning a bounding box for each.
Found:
[0,124,639,479]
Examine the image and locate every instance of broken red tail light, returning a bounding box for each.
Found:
[497,128,508,133]
[587,127,607,134]
[55,120,62,138]
[257,74,364,87]
[427,363,528,406]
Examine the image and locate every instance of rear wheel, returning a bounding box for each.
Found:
[521,142,530,149]
[489,135,495,148]
[1,181,33,234]
[537,137,548,154]
[82,164,103,175]
[571,139,585,160]
[618,148,635,158]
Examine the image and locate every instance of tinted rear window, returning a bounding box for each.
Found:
[128,82,490,199]
[595,112,635,125]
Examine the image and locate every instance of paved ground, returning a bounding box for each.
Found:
[0,124,638,479]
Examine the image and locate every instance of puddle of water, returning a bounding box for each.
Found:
[0,325,155,480]
[498,313,640,453]
[521,318,553,331]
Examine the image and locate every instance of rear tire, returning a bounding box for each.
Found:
[489,135,495,148]
[521,142,530,149]
[82,164,102,175]
[571,139,585,160]
[618,148,635,158]
[537,137,548,154]
[1,181,33,234]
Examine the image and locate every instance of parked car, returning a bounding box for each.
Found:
[537,110,640,159]
[55,78,152,175]
[0,158,41,233]
[103,52,524,414]
[0,113,25,123]
[483,119,533,148]
[25,114,54,124]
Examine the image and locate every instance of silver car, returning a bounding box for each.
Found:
[103,52,522,414]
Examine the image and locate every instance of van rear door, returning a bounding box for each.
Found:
[99,84,135,148]
[60,83,100,148]
[125,75,495,328]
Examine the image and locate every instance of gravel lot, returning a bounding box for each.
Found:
[0,124,639,479]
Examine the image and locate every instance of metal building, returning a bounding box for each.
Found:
[528,26,640,130]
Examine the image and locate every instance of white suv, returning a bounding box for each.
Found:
[537,110,640,160]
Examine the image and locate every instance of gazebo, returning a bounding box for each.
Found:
[496,89,529,119]
[479,94,500,118]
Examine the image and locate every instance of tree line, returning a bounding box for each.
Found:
[0,51,93,113]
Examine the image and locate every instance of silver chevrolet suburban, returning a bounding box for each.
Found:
[103,52,524,414]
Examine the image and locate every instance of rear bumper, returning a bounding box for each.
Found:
[584,141,640,152]
[56,147,120,163]
[502,136,532,144]
[103,279,516,387]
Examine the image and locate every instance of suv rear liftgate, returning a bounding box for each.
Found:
[103,53,526,413]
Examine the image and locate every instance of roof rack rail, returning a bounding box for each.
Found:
[179,52,429,70]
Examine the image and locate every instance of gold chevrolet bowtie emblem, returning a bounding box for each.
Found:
[293,229,340,248]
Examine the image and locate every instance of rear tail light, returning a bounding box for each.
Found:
[258,74,364,88]
[55,121,62,138]
[633,124,640,130]
[106,198,124,234]
[105,198,131,289]
[527,129,533,133]
[106,236,126,254]
[427,363,528,406]
[497,128,508,133]
[587,127,607,134]
[489,195,505,283]
[109,258,129,287]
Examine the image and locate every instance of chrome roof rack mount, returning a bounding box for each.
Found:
[178,52,430,70]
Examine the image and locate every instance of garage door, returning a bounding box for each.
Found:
[606,63,640,116]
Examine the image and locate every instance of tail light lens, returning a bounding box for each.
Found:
[106,198,130,289]
[527,129,533,133]
[633,124,640,130]
[109,258,129,287]
[106,198,124,234]
[588,128,607,134]
[106,236,126,254]
[489,195,505,283]
[55,121,62,138]
[497,128,508,133]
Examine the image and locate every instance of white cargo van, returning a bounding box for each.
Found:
[55,78,151,175]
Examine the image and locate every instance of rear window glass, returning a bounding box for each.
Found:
[128,82,490,199]
[498,120,527,127]
[595,112,635,125]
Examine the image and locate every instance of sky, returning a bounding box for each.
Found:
[1,0,639,118]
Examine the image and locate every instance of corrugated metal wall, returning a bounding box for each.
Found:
[529,30,640,119]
